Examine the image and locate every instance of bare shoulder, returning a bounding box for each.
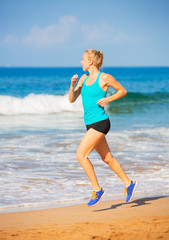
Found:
[101,72,126,91]
[101,72,116,85]
[80,73,88,80]
[78,74,88,86]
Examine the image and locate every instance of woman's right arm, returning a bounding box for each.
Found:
[69,74,86,103]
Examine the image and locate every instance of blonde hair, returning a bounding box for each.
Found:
[85,49,104,69]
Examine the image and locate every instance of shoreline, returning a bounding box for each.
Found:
[1,190,168,214]
[0,196,169,240]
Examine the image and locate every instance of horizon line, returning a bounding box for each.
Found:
[0,65,168,68]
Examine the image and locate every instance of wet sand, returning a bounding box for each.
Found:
[0,196,169,240]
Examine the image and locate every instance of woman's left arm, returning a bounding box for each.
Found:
[97,73,127,107]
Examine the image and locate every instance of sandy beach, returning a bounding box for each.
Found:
[0,196,169,240]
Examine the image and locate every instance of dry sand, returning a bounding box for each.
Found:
[0,196,169,240]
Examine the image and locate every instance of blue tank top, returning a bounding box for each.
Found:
[81,72,109,125]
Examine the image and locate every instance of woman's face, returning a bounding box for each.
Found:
[81,52,91,71]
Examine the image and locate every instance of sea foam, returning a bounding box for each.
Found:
[0,94,83,115]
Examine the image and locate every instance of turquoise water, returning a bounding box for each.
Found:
[0,67,169,212]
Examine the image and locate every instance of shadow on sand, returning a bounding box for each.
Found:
[93,196,168,212]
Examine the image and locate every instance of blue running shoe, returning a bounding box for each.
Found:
[123,180,137,203]
[88,188,104,206]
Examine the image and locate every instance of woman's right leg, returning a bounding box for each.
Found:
[76,128,106,191]
[95,137,130,187]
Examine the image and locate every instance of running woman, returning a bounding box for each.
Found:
[69,49,137,206]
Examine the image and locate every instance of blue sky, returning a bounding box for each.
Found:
[0,0,169,67]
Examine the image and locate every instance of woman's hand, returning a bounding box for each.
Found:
[71,74,78,88]
[97,98,109,107]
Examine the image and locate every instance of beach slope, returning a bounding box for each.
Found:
[0,196,169,240]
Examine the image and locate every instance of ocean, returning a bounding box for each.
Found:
[0,66,169,213]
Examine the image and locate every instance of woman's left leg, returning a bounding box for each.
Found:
[76,128,105,191]
[95,137,137,203]
[95,137,130,186]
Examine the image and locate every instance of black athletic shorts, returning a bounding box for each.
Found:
[86,118,110,135]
